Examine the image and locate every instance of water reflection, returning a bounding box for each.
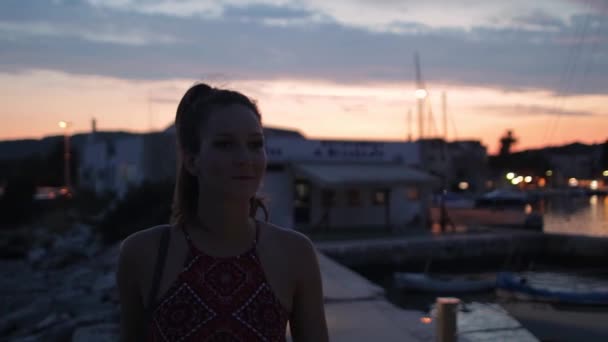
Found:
[541,195,608,237]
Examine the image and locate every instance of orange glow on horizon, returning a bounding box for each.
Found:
[1,69,607,154]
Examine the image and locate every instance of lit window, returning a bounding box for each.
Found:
[294,179,311,207]
[372,189,388,205]
[458,182,469,190]
[406,187,420,200]
[296,183,309,197]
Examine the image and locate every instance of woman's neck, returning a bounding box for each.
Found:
[193,194,253,242]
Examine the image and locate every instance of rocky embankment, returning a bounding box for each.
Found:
[0,224,120,341]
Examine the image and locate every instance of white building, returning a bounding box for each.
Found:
[79,129,176,198]
[261,137,437,231]
[79,126,438,231]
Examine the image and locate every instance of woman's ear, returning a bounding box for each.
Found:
[183,153,199,176]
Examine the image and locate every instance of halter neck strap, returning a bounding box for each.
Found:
[181,219,260,258]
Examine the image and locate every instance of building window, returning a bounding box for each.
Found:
[294,179,311,207]
[406,187,420,201]
[119,164,130,180]
[322,189,336,207]
[347,189,362,207]
[106,142,116,158]
[372,189,388,205]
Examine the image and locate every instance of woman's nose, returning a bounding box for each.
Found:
[233,147,252,164]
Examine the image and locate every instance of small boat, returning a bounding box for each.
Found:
[394,272,496,293]
[496,271,608,305]
[430,189,543,231]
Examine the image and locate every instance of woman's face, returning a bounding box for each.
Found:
[194,104,267,200]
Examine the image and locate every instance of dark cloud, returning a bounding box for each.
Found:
[478,104,596,117]
[512,9,565,29]
[1,0,608,95]
[569,0,608,13]
[222,4,316,21]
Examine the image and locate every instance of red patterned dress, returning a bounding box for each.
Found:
[147,220,289,341]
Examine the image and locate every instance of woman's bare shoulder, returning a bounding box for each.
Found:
[260,221,316,261]
[262,222,312,246]
[119,224,172,263]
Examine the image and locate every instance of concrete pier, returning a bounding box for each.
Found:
[311,229,608,341]
[314,249,539,341]
[315,229,545,268]
[317,252,434,341]
[315,229,608,269]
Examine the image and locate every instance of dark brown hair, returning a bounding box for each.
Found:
[171,83,269,228]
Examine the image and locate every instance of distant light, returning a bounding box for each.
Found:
[546,170,553,177]
[58,121,67,129]
[590,195,598,206]
[420,317,433,324]
[590,180,599,190]
[568,178,578,187]
[458,181,469,190]
[515,176,524,183]
[524,176,532,183]
[415,89,428,99]
[511,178,521,185]
[506,172,515,180]
[603,170,608,177]
[525,204,533,214]
[538,178,546,187]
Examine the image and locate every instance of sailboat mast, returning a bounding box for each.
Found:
[442,91,447,140]
[415,52,426,140]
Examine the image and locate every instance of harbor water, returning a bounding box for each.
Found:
[354,195,608,341]
[543,195,608,237]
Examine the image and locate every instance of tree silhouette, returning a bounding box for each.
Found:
[40,141,79,186]
[499,130,517,157]
[601,139,608,171]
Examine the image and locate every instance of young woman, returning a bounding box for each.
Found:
[117,83,329,341]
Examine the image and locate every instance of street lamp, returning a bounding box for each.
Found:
[415,88,428,99]
[58,121,72,192]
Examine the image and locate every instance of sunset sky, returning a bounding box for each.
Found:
[1,0,607,154]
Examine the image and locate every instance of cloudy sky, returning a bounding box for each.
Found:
[1,0,607,153]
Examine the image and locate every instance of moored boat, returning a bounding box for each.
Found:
[496,271,608,305]
[430,189,543,231]
[394,272,496,293]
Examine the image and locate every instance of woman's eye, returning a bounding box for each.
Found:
[250,141,264,149]
[214,141,233,148]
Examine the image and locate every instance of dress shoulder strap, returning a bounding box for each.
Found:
[253,219,260,246]
[147,225,171,309]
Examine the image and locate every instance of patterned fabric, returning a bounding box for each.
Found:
[148,220,289,342]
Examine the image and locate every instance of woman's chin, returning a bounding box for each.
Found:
[223,187,259,200]
[203,181,259,199]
